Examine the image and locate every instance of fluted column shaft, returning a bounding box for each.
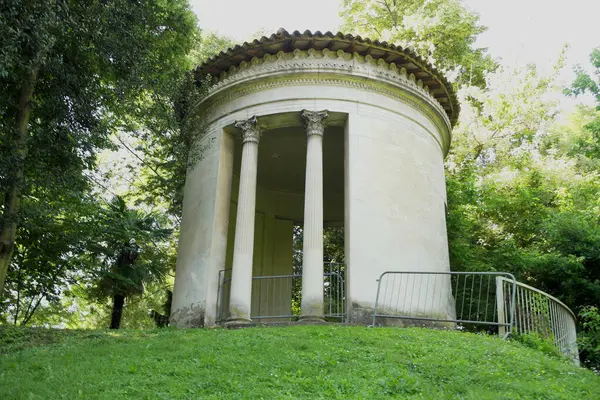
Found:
[227,116,260,325]
[300,110,328,320]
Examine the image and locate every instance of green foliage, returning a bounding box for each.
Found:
[85,197,172,329]
[190,32,235,66]
[0,193,174,329]
[130,33,234,218]
[76,285,171,330]
[578,306,600,372]
[340,0,497,86]
[291,225,345,316]
[444,48,600,372]
[511,332,562,359]
[0,194,99,325]
[88,197,171,295]
[0,0,198,295]
[566,48,600,102]
[324,226,345,264]
[0,0,226,328]
[565,48,600,159]
[0,326,598,398]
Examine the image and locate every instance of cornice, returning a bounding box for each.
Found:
[194,29,458,125]
[196,49,452,150]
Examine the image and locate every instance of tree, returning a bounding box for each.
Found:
[131,32,235,219]
[340,0,497,87]
[562,48,600,369]
[0,0,198,296]
[82,31,234,328]
[0,193,100,325]
[0,28,233,327]
[444,49,600,311]
[441,50,600,371]
[88,197,171,330]
[565,48,600,159]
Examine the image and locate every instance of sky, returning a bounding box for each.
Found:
[189,0,599,73]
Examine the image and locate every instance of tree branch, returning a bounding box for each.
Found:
[380,0,399,29]
[21,294,37,326]
[22,294,44,326]
[114,134,166,183]
[13,265,22,325]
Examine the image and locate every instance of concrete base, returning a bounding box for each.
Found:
[170,303,206,328]
[224,317,252,328]
[225,319,332,329]
[298,315,327,323]
[350,301,457,328]
[372,317,457,329]
[224,321,259,329]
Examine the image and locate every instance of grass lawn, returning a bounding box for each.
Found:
[0,325,598,399]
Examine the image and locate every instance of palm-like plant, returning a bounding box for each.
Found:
[90,197,171,329]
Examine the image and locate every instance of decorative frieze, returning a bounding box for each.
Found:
[208,48,436,108]
[197,77,450,153]
[199,49,452,136]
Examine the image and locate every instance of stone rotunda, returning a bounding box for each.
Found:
[170,29,459,328]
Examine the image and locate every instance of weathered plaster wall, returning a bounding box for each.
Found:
[171,129,234,328]
[344,110,452,324]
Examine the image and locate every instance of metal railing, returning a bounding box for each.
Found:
[372,271,517,335]
[498,277,579,365]
[217,263,345,323]
[371,271,579,365]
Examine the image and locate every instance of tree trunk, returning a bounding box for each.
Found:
[0,69,38,297]
[110,294,125,329]
[21,294,44,326]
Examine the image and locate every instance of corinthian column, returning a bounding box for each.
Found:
[226,116,260,325]
[300,109,328,321]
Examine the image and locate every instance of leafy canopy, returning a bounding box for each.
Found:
[0,0,198,296]
[340,0,497,86]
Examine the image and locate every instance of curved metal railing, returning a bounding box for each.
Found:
[498,277,579,365]
[371,271,579,365]
[371,271,517,335]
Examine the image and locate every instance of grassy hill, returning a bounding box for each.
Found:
[1,325,598,399]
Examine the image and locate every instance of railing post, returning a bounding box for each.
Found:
[372,275,383,327]
[496,277,506,337]
[509,278,516,334]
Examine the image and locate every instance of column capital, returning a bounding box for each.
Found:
[301,110,329,137]
[235,116,261,144]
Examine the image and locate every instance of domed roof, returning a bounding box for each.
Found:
[195,29,458,126]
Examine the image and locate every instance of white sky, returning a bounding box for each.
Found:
[189,0,599,72]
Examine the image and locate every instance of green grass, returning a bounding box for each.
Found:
[1,325,599,399]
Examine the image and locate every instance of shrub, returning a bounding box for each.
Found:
[511,332,562,359]
[579,306,600,373]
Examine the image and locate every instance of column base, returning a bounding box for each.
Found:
[298,315,327,324]
[224,317,252,328]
